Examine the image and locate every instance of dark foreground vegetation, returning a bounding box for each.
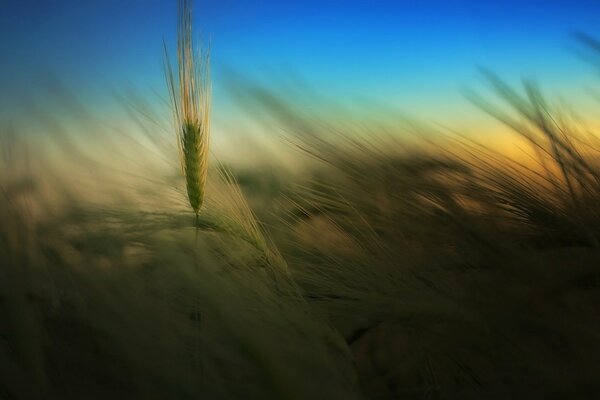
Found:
[3,39,600,400]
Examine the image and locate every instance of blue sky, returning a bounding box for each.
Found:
[2,0,600,128]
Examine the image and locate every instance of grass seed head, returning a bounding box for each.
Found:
[165,0,211,215]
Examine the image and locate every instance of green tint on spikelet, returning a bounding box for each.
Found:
[164,0,211,218]
[182,121,208,214]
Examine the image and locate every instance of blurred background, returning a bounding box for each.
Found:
[4,3,600,399]
[2,0,600,164]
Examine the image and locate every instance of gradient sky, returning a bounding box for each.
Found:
[2,0,600,134]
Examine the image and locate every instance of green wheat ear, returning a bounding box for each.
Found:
[183,121,208,215]
[164,0,211,218]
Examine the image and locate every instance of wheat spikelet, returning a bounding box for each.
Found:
[164,0,211,217]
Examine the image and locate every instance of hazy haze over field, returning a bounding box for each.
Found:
[2,0,600,160]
